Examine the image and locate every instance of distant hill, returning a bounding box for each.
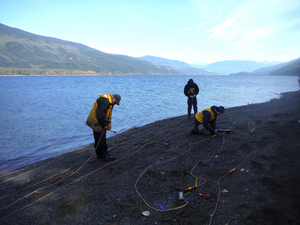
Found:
[188,61,209,68]
[252,61,292,74]
[205,60,282,75]
[137,55,192,69]
[269,58,300,75]
[229,58,300,76]
[137,55,218,75]
[0,23,183,75]
[176,68,218,75]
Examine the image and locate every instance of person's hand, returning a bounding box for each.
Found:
[214,129,219,134]
[108,124,111,130]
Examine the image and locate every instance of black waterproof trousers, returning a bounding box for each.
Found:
[191,117,211,136]
[93,130,108,158]
[187,97,197,116]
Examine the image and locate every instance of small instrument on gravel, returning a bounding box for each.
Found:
[218,129,231,132]
[199,193,210,199]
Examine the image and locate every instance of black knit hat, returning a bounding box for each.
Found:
[188,79,194,84]
[216,106,225,113]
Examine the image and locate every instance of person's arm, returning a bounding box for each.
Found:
[96,98,110,129]
[194,84,199,95]
[184,85,189,97]
[210,120,217,130]
[202,111,215,134]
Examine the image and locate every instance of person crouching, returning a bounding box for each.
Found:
[191,106,225,135]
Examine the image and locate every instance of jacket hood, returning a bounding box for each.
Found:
[187,79,194,85]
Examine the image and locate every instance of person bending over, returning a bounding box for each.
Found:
[191,106,225,135]
[86,93,121,161]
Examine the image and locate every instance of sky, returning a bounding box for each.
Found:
[1,0,300,64]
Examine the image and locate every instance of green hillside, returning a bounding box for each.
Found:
[0,23,183,75]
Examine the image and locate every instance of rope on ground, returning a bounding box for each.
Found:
[208,138,292,225]
[1,115,283,224]
[0,116,190,221]
[0,132,103,210]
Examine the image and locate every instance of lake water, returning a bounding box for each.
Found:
[0,75,298,172]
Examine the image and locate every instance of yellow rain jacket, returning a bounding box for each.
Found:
[195,107,215,123]
[195,106,218,133]
[86,94,113,133]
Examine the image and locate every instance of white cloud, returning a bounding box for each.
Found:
[208,17,238,40]
[196,14,221,30]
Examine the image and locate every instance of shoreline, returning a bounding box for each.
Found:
[0,92,284,174]
[0,88,287,174]
[1,91,300,225]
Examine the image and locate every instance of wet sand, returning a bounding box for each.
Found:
[1,91,300,225]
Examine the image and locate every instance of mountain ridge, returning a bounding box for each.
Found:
[229,58,300,76]
[0,23,184,75]
[1,23,299,76]
[137,55,218,75]
[204,60,283,75]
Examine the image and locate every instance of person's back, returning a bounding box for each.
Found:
[191,106,225,135]
[86,93,121,162]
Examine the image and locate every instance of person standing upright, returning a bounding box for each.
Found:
[184,79,199,117]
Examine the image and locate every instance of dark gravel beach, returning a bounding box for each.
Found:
[1,91,300,225]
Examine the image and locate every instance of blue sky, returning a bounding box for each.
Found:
[1,0,299,64]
